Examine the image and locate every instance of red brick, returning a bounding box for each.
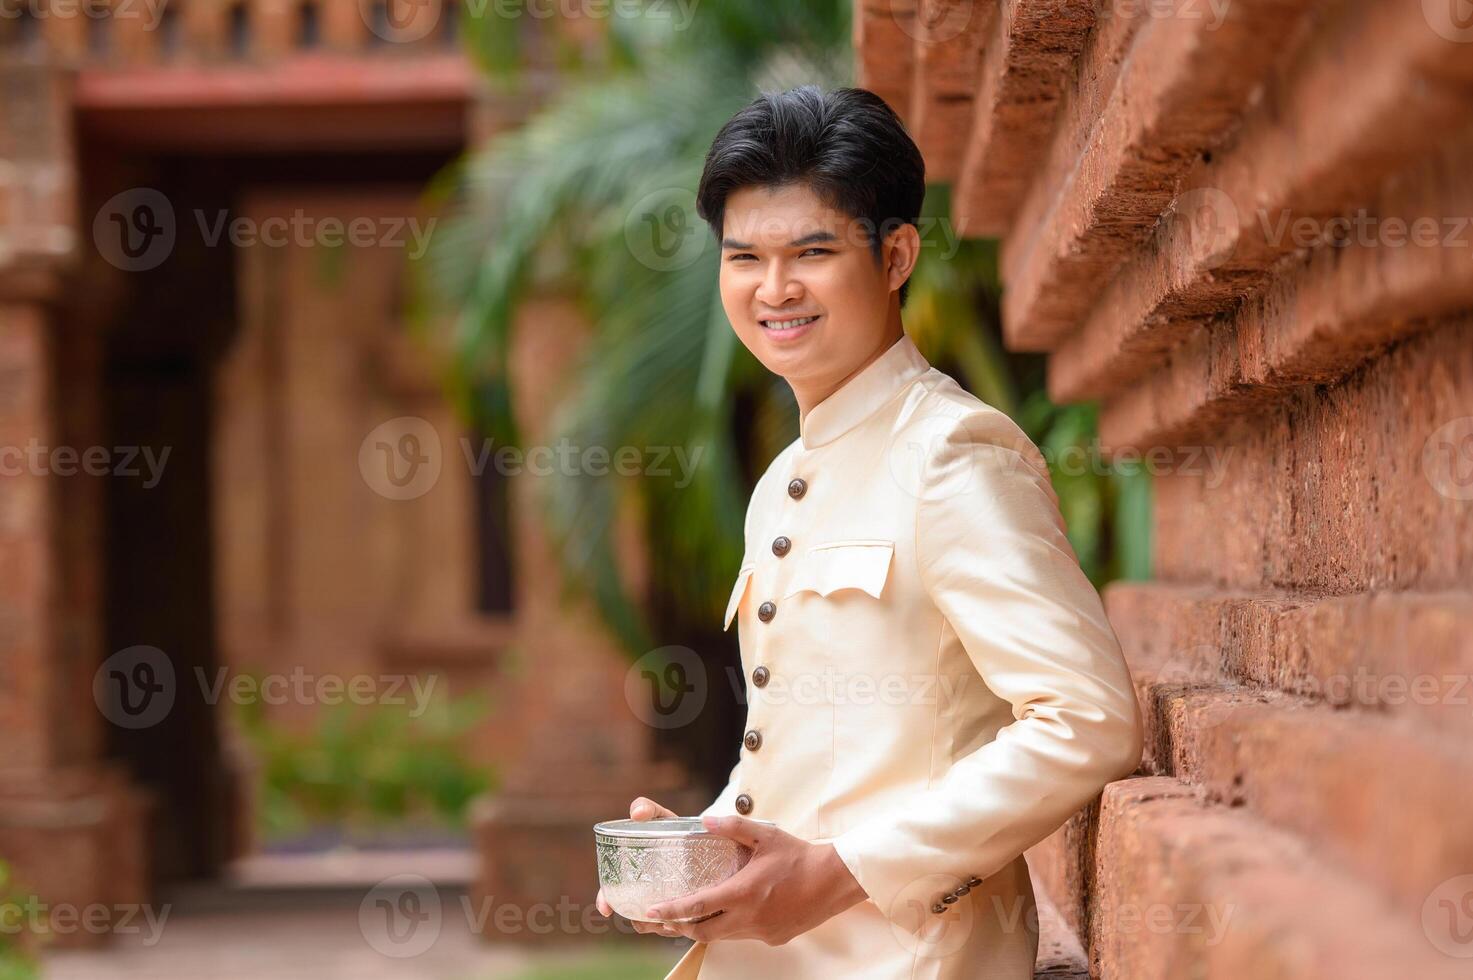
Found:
[1092,777,1467,979]
[855,0,919,124]
[907,0,991,183]
[1049,0,1473,399]
[951,0,1098,237]
[999,0,1318,351]
[1142,319,1473,593]
[1106,583,1473,735]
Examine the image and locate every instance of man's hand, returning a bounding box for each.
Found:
[596,798,694,937]
[643,814,869,946]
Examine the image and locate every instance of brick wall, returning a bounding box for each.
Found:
[860,0,1473,975]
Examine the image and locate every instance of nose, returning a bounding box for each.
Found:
[755,257,802,307]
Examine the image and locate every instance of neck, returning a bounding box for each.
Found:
[792,313,905,420]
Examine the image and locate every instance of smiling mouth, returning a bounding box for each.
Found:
[759,315,821,330]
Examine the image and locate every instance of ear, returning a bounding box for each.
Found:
[884,221,922,292]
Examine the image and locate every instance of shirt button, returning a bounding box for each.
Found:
[772,535,791,557]
[931,903,945,914]
[735,793,753,815]
[751,665,770,687]
[787,478,807,499]
[757,601,776,622]
[966,876,982,887]
[743,729,762,751]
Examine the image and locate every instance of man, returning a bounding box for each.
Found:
[595,85,1144,979]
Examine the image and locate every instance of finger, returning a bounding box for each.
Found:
[629,797,678,820]
[668,909,738,944]
[596,888,612,917]
[699,814,773,848]
[646,878,741,924]
[638,919,680,938]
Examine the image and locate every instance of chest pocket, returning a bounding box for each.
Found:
[723,562,755,631]
[782,539,895,600]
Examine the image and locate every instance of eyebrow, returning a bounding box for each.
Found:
[720,231,840,250]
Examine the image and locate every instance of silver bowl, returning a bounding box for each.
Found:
[593,817,771,922]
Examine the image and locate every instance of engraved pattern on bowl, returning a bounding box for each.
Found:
[593,817,764,923]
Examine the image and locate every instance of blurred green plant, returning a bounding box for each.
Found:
[416,0,1150,657]
[0,861,42,980]
[233,680,495,842]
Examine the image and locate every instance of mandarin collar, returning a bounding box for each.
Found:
[798,333,931,450]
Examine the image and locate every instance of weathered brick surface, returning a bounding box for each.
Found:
[1092,777,1466,979]
[855,0,918,124]
[870,0,1473,972]
[907,0,991,183]
[998,0,1318,351]
[1049,0,1473,402]
[1148,319,1473,593]
[1135,679,1473,911]
[952,0,1096,237]
[1066,121,1473,421]
[1094,128,1473,446]
[1107,583,1473,731]
[0,303,54,771]
[998,0,1148,257]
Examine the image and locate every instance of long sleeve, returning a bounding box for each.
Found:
[829,409,1144,927]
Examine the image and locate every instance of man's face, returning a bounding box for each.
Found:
[718,182,904,387]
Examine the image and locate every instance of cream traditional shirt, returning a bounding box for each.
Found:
[665,332,1143,980]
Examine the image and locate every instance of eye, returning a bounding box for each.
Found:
[726,253,756,262]
[801,247,833,257]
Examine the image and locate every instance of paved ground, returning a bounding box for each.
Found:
[41,883,682,980]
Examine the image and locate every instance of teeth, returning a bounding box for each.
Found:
[763,316,817,329]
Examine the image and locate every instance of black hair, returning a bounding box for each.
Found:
[696,85,927,308]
